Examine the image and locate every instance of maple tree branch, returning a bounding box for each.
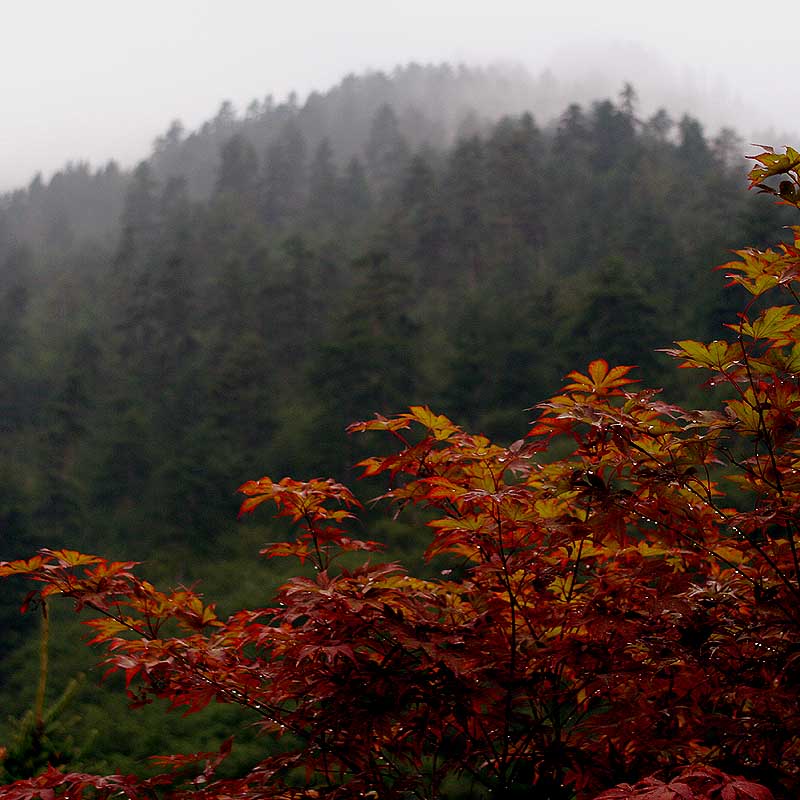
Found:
[735,321,800,590]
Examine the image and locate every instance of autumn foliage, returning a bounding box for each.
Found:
[4,147,800,799]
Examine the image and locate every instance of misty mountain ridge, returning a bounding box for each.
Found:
[1,58,782,248]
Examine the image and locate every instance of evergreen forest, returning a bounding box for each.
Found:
[0,63,795,781]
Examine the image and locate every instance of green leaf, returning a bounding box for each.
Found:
[662,339,744,371]
[727,305,800,342]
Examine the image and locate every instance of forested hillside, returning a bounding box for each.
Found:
[0,64,794,774]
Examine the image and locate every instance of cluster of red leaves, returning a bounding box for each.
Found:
[3,147,800,799]
[594,766,772,800]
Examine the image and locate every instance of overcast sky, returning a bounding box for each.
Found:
[2,0,798,193]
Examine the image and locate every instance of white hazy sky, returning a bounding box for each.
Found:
[2,0,799,192]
